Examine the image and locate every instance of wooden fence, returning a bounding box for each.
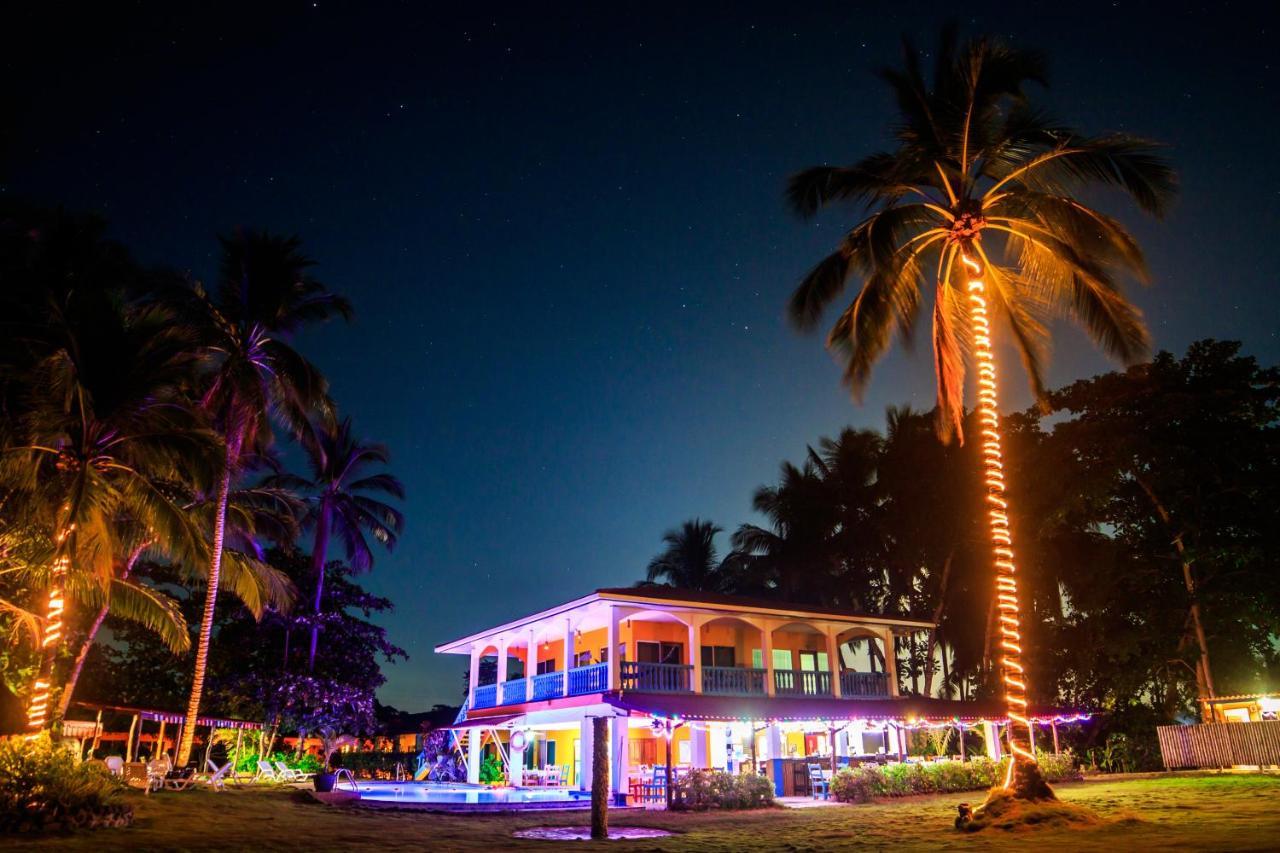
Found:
[1157,722,1280,769]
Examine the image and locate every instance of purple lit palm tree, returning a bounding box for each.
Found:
[174,231,350,766]
[291,416,404,672]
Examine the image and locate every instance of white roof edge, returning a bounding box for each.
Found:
[597,590,935,630]
[435,589,934,653]
[433,592,602,654]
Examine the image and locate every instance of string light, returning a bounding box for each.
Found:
[27,524,73,733]
[961,253,1034,786]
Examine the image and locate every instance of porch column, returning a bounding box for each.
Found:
[825,628,842,698]
[563,617,574,695]
[611,717,630,805]
[762,620,776,696]
[709,723,728,771]
[525,627,537,701]
[983,721,1002,760]
[691,723,709,768]
[468,643,481,708]
[835,728,849,759]
[607,605,621,690]
[510,730,525,786]
[496,637,509,694]
[882,630,900,697]
[466,727,483,784]
[578,716,594,791]
[765,724,785,797]
[688,615,705,693]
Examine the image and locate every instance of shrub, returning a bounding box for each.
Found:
[830,754,1082,803]
[478,754,504,784]
[0,734,131,833]
[671,769,774,811]
[329,750,420,779]
[235,751,323,775]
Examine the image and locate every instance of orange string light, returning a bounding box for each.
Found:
[27,525,72,734]
[961,253,1035,786]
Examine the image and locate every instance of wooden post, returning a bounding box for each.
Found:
[591,716,609,839]
[1051,721,1060,756]
[664,733,674,809]
[235,728,245,772]
[204,724,216,770]
[126,713,139,762]
[1029,720,1037,756]
[91,708,103,756]
[958,724,966,761]
[157,720,168,763]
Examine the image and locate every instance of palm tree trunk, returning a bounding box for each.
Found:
[1132,475,1216,702]
[307,499,333,672]
[56,540,150,720]
[922,552,954,698]
[961,254,1042,795]
[177,447,233,767]
[590,716,609,838]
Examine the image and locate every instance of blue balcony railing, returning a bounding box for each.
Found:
[531,670,565,701]
[501,678,528,705]
[567,662,609,696]
[773,669,831,696]
[840,671,890,698]
[620,661,692,693]
[702,666,767,695]
[473,683,498,709]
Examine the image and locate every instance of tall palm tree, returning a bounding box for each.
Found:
[785,28,1174,797]
[290,416,403,671]
[1,295,213,731]
[174,231,350,766]
[644,519,739,593]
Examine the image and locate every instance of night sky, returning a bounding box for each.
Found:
[6,3,1277,710]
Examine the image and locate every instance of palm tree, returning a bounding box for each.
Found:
[290,416,404,671]
[174,231,350,766]
[644,519,739,593]
[785,27,1174,797]
[1,295,213,731]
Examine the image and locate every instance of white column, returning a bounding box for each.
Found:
[611,718,630,801]
[607,605,621,690]
[765,724,783,760]
[563,617,574,694]
[709,723,728,771]
[466,727,483,784]
[688,616,703,693]
[468,644,481,708]
[496,637,509,696]
[835,728,849,758]
[578,716,594,791]
[510,732,525,786]
[691,723,709,768]
[826,629,841,697]
[762,621,776,696]
[525,627,537,701]
[983,721,1002,760]
[882,631,900,697]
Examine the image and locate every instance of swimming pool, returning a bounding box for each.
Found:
[348,781,594,812]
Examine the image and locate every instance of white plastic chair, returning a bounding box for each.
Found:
[256,760,281,782]
[205,759,233,791]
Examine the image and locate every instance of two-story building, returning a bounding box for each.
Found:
[435,586,1081,799]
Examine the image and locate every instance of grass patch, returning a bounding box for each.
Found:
[2,773,1278,851]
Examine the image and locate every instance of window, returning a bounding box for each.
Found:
[772,649,793,671]
[637,641,684,664]
[536,658,557,675]
[599,647,609,663]
[752,648,763,669]
[798,651,829,671]
[700,646,735,667]
[574,650,593,667]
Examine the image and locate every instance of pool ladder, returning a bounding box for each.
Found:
[394,762,407,782]
[334,767,360,793]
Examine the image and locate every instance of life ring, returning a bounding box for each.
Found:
[510,730,527,752]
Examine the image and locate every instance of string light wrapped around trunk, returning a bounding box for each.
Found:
[27,525,72,733]
[960,253,1035,786]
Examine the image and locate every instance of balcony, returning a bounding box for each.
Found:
[841,670,890,698]
[774,669,831,697]
[620,660,692,693]
[473,682,498,709]
[702,666,768,695]
[501,677,527,705]
[567,662,609,696]
[530,670,565,701]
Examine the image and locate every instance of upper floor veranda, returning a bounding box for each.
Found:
[435,587,934,712]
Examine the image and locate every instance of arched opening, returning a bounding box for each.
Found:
[769,621,832,696]
[834,627,892,698]
[699,616,767,695]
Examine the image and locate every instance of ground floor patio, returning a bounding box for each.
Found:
[7,773,1280,851]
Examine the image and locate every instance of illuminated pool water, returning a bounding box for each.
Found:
[349,781,593,811]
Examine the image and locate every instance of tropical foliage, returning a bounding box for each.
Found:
[0,734,129,832]
[829,752,1081,803]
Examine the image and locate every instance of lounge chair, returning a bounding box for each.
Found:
[806,763,830,800]
[163,766,198,791]
[274,760,314,782]
[255,760,282,782]
[205,759,233,791]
